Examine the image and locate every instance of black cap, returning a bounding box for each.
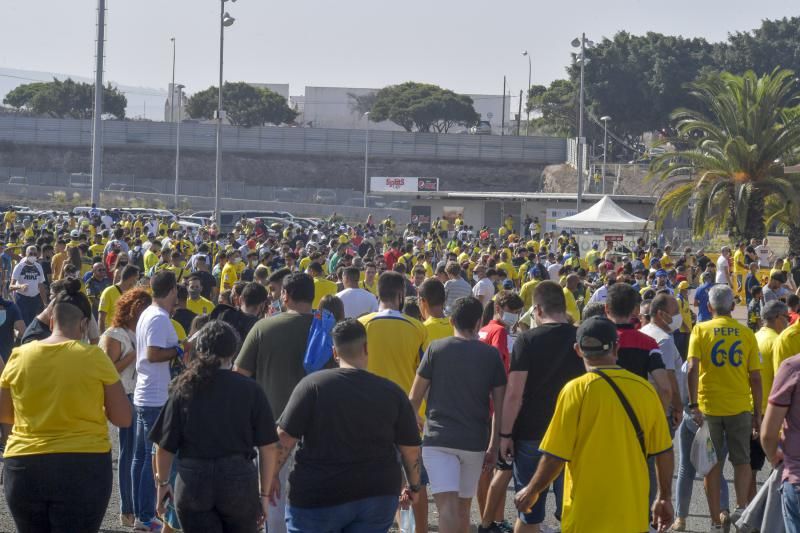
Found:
[576,316,618,353]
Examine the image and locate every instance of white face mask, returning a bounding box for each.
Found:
[667,312,683,332]
[26,255,37,263]
[502,311,520,327]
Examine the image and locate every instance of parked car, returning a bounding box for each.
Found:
[314,189,338,204]
[7,176,27,185]
[469,121,492,135]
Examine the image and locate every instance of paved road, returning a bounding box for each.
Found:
[0,430,770,533]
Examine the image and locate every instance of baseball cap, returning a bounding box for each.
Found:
[655,269,668,278]
[502,279,514,290]
[677,281,690,291]
[70,230,80,238]
[576,316,618,354]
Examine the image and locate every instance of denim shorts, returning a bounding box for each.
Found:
[512,440,563,525]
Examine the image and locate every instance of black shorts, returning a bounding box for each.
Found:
[751,435,766,471]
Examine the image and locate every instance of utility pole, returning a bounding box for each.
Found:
[501,76,506,136]
[90,0,106,206]
[576,33,586,211]
[517,89,523,136]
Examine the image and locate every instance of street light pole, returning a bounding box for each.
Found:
[572,33,590,211]
[363,112,370,208]
[90,0,106,207]
[170,37,176,122]
[175,84,185,210]
[600,115,611,195]
[523,51,532,136]
[214,1,235,230]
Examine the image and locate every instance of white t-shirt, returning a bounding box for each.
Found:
[640,323,682,372]
[472,277,495,302]
[755,245,772,268]
[11,259,45,297]
[715,255,730,284]
[336,288,378,319]
[99,327,137,394]
[133,304,178,407]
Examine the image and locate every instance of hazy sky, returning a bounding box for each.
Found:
[2,0,797,100]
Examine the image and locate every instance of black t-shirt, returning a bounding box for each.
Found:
[21,317,50,345]
[149,369,278,459]
[697,254,711,271]
[615,323,665,379]
[278,368,421,508]
[195,270,217,300]
[509,322,585,441]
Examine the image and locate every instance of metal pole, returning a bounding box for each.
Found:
[363,113,370,208]
[576,33,585,212]
[526,53,532,136]
[602,119,608,195]
[517,89,523,136]
[90,0,106,207]
[170,38,175,121]
[175,87,182,209]
[214,0,224,229]
[501,76,506,136]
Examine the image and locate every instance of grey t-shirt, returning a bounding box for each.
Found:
[443,278,472,315]
[418,336,507,451]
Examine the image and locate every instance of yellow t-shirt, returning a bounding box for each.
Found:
[584,249,599,272]
[495,261,518,281]
[0,341,120,457]
[540,367,672,533]
[171,320,187,343]
[89,243,105,259]
[733,249,746,274]
[773,320,800,375]
[359,310,427,395]
[298,256,312,272]
[423,316,453,349]
[360,279,378,295]
[312,277,338,309]
[519,279,541,310]
[220,263,239,291]
[755,326,780,414]
[98,284,123,325]
[186,296,215,316]
[660,253,674,270]
[563,287,582,325]
[143,250,160,274]
[688,316,761,416]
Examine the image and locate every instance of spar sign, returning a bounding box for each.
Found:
[370,177,440,193]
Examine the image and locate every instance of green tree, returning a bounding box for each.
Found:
[715,17,800,77]
[765,174,800,254]
[3,78,126,119]
[369,82,479,133]
[186,82,297,127]
[526,81,577,136]
[647,69,800,242]
[347,91,377,116]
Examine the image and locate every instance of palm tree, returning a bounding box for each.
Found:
[765,172,800,254]
[647,69,800,241]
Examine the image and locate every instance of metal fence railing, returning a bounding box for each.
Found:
[0,116,568,164]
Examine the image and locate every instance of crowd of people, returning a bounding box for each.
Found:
[0,205,799,532]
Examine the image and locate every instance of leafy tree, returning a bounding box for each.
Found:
[714,17,800,77]
[186,82,297,127]
[647,69,800,242]
[3,78,126,119]
[370,82,479,133]
[526,81,577,137]
[347,91,377,116]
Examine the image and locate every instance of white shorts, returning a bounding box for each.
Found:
[422,446,485,498]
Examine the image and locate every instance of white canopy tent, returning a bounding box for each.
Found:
[557,195,649,231]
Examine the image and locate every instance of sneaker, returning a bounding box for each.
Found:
[477,524,502,533]
[120,513,135,527]
[671,517,686,531]
[134,518,163,532]
[497,520,514,533]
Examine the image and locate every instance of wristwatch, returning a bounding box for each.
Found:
[408,484,422,493]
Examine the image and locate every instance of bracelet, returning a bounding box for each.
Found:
[259,492,269,498]
[155,475,170,487]
[500,433,513,439]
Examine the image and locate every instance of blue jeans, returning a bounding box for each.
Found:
[783,481,800,533]
[131,404,162,523]
[118,394,135,515]
[675,413,730,518]
[286,494,398,533]
[14,293,42,327]
[512,440,563,525]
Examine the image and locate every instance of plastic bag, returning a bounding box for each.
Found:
[303,309,336,374]
[690,422,718,477]
[398,507,415,533]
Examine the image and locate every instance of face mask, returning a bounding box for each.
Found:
[502,311,520,327]
[26,255,36,263]
[233,258,242,264]
[250,260,257,268]
[668,313,683,332]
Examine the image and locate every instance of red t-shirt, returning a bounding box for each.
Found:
[383,249,399,270]
[479,319,510,373]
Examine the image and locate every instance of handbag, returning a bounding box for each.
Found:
[591,369,647,459]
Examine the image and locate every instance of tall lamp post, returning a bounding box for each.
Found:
[90,0,106,207]
[600,115,611,194]
[170,37,176,122]
[214,0,236,230]
[522,50,532,136]
[363,112,370,208]
[174,84,185,209]
[571,33,593,211]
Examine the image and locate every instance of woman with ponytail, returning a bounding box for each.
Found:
[0,278,132,532]
[149,320,278,532]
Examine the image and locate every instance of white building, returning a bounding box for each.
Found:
[164,83,189,123]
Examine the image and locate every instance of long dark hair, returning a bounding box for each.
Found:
[170,320,240,402]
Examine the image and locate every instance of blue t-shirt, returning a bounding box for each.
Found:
[0,299,21,361]
[694,282,713,322]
